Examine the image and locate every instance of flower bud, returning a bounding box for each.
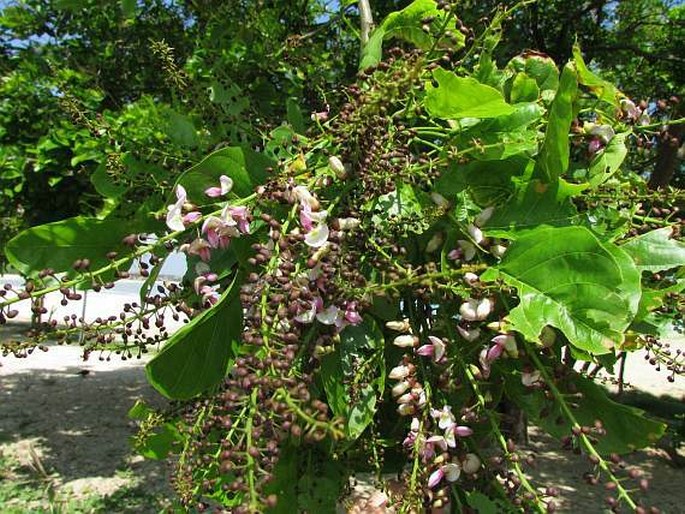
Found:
[462,453,481,474]
[467,224,484,244]
[393,334,419,348]
[426,232,444,253]
[328,156,347,179]
[386,319,411,332]
[397,403,416,416]
[336,217,360,231]
[431,192,449,208]
[389,364,412,380]
[475,206,494,227]
[392,381,410,397]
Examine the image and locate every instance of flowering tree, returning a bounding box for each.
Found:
[2,1,685,512]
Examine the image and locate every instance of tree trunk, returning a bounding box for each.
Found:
[649,122,684,189]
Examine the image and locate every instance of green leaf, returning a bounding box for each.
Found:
[136,423,181,460]
[369,183,428,234]
[145,277,243,399]
[510,72,539,103]
[286,98,305,133]
[175,146,273,203]
[572,44,620,106]
[436,156,533,206]
[465,491,500,514]
[534,62,577,182]
[91,162,127,199]
[484,178,580,237]
[121,0,136,18]
[621,227,685,272]
[359,27,385,70]
[382,0,462,50]
[425,68,515,119]
[320,319,385,440]
[163,109,199,148]
[587,132,628,187]
[4,216,151,277]
[507,372,665,454]
[482,226,641,354]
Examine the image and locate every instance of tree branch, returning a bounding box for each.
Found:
[358,0,374,46]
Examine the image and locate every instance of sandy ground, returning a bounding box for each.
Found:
[1,277,684,512]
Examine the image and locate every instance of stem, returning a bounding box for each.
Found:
[444,323,546,512]
[526,345,638,510]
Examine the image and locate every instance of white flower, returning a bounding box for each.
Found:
[316,305,339,325]
[468,224,484,244]
[397,403,415,416]
[391,381,410,397]
[166,185,187,232]
[463,272,479,286]
[431,405,456,431]
[460,298,493,321]
[304,223,329,248]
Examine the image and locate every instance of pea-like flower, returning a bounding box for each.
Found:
[393,334,419,348]
[428,462,461,488]
[416,335,446,363]
[166,185,188,232]
[204,175,233,198]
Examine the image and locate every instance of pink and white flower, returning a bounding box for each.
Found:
[204,175,233,198]
[416,335,446,363]
[460,298,493,321]
[428,462,461,488]
[166,185,188,232]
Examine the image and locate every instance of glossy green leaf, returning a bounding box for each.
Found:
[175,146,273,203]
[436,156,533,206]
[482,226,641,354]
[572,44,620,106]
[484,178,580,237]
[622,227,685,272]
[535,62,578,182]
[587,132,628,187]
[4,216,150,277]
[507,53,559,92]
[145,277,243,399]
[510,72,539,103]
[507,372,665,454]
[320,319,384,440]
[425,68,515,119]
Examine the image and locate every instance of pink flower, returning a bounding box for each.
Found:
[204,175,233,197]
[457,325,481,342]
[202,216,236,249]
[428,463,461,488]
[186,238,212,262]
[343,301,362,325]
[224,205,250,234]
[199,284,220,306]
[182,211,202,224]
[416,335,446,363]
